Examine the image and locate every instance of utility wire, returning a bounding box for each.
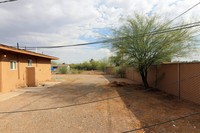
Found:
[21,21,200,49]
[0,91,136,114]
[127,1,200,41]
[165,1,200,25]
[164,21,200,30]
[0,81,199,133]
[1,66,200,114]
[145,22,200,36]
[0,0,17,4]
[18,1,200,49]
[22,39,112,49]
[6,1,200,49]
[123,112,200,133]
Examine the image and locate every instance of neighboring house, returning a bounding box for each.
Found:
[51,64,70,74]
[0,44,59,92]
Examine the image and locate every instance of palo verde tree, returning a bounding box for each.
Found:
[111,13,195,89]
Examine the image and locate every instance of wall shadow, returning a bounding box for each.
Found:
[0,74,199,132]
[103,74,200,132]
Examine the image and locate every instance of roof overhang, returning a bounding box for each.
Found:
[0,44,59,60]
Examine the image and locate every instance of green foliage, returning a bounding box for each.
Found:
[59,66,68,74]
[71,69,82,74]
[97,59,109,71]
[70,59,109,71]
[112,13,196,88]
[109,55,123,66]
[114,66,125,78]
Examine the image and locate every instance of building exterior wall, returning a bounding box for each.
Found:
[0,51,51,92]
[35,58,51,84]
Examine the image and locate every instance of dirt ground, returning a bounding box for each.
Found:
[0,73,199,133]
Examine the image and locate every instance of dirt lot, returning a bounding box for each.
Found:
[0,74,199,133]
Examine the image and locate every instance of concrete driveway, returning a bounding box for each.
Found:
[0,74,199,133]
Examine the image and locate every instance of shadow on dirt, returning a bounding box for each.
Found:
[103,75,200,132]
[0,74,199,132]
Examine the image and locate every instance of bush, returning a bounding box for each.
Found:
[71,69,82,74]
[59,66,67,74]
[70,59,109,72]
[114,67,125,78]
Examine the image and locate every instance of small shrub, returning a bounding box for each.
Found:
[71,69,82,74]
[114,67,125,78]
[59,66,67,74]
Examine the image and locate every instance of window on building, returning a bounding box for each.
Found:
[10,61,17,70]
[28,59,32,67]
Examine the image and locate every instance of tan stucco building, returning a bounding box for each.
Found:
[0,44,58,92]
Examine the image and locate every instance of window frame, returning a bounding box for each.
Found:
[10,60,17,70]
[28,59,33,67]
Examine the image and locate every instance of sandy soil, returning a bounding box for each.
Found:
[0,74,199,133]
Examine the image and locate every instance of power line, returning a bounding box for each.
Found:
[145,22,200,36]
[123,112,200,133]
[0,81,198,132]
[19,1,200,49]
[166,21,200,30]
[0,91,136,114]
[22,40,112,49]
[21,21,200,49]
[0,0,17,4]
[146,1,200,39]
[165,1,200,25]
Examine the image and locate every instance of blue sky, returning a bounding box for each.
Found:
[0,0,200,63]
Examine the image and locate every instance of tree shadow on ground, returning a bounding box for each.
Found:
[0,74,199,132]
[103,75,200,133]
[0,75,115,116]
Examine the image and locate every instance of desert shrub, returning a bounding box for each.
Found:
[71,69,82,74]
[59,66,67,74]
[70,59,109,71]
[114,67,125,78]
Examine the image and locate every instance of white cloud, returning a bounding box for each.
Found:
[172,48,200,62]
[0,0,200,63]
[41,47,112,63]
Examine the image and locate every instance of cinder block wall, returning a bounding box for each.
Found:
[156,64,179,96]
[106,67,115,75]
[179,63,200,104]
[124,63,200,105]
[125,67,142,84]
